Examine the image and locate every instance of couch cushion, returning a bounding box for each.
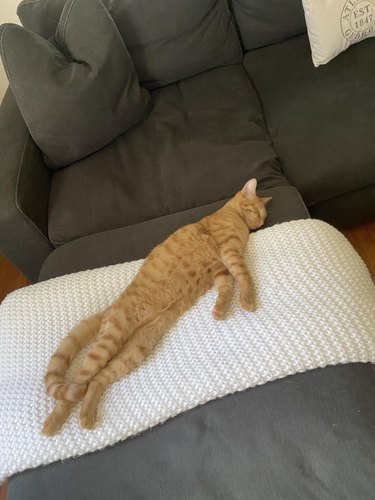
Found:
[229,0,306,50]
[41,186,308,280]
[243,34,375,207]
[48,64,288,246]
[17,0,242,89]
[1,0,150,168]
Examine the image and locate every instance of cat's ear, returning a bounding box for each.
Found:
[261,196,272,206]
[241,178,257,198]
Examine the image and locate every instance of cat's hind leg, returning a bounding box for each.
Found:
[212,265,235,320]
[42,400,76,437]
[42,299,144,435]
[79,308,177,429]
[56,300,138,403]
[45,308,109,401]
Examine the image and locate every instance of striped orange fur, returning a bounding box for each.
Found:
[42,178,271,436]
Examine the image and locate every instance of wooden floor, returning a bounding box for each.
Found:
[0,220,374,498]
[0,483,7,500]
[343,221,375,279]
[0,258,31,303]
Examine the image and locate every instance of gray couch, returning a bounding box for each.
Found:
[1,0,375,498]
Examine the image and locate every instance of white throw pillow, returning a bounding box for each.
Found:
[302,0,375,66]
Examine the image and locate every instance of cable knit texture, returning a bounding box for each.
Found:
[0,220,374,483]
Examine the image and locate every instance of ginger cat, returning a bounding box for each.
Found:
[42,178,271,436]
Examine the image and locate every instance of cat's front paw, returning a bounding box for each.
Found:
[240,292,256,312]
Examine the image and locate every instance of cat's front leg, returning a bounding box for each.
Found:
[220,250,256,312]
[212,264,235,320]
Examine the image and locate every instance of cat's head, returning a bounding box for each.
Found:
[234,178,272,230]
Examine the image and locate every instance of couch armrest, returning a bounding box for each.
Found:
[0,88,53,282]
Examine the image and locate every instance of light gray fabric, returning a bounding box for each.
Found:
[40,186,309,280]
[8,363,375,499]
[48,64,288,246]
[229,0,306,50]
[1,0,151,168]
[17,0,243,89]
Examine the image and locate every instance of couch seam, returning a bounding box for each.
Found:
[307,182,375,208]
[1,25,51,244]
[18,0,42,7]
[224,0,243,61]
[240,57,288,179]
[15,134,52,244]
[293,188,310,217]
[17,0,42,13]
[59,0,76,46]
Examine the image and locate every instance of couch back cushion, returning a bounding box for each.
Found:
[229,0,306,50]
[17,0,242,89]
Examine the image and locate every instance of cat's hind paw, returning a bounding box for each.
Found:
[42,416,60,437]
[212,306,225,320]
[79,381,103,429]
[42,401,75,437]
[80,406,98,430]
[240,292,256,312]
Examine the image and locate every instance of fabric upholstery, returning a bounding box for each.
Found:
[309,184,375,229]
[48,64,288,246]
[1,0,151,168]
[17,0,243,89]
[229,0,306,50]
[8,363,375,499]
[40,186,309,280]
[243,34,375,208]
[0,88,53,283]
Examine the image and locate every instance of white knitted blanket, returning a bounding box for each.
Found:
[0,219,375,483]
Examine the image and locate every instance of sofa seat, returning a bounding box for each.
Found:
[243,35,375,225]
[40,185,309,280]
[48,64,288,247]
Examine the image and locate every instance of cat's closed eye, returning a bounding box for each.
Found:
[244,206,257,214]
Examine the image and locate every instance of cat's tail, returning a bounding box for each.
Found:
[45,310,107,401]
